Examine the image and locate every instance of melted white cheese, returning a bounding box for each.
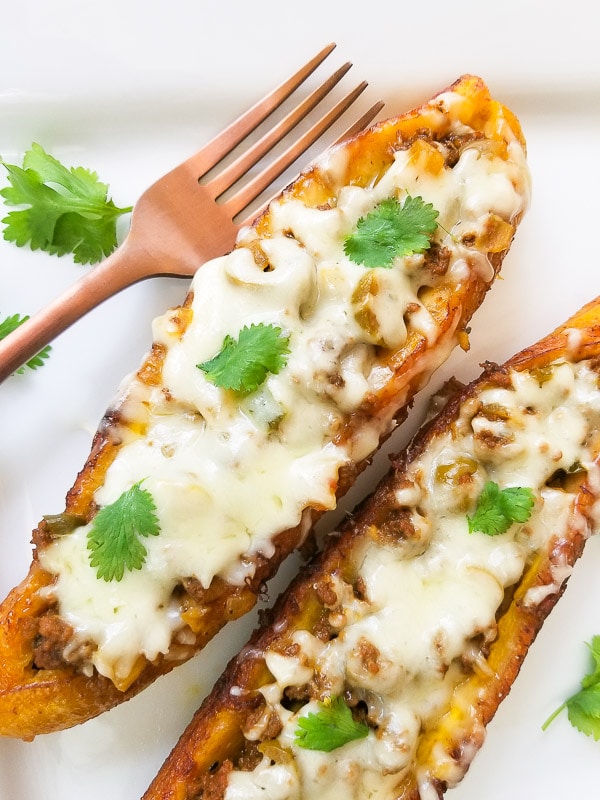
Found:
[225,758,300,800]
[38,92,529,686]
[224,359,600,799]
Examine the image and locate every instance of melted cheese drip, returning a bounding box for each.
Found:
[223,360,600,800]
[38,91,529,685]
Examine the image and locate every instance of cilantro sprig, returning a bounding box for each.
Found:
[1,143,132,265]
[294,695,369,752]
[86,481,160,582]
[198,322,290,396]
[343,195,439,268]
[0,313,51,373]
[543,636,600,740]
[467,481,535,536]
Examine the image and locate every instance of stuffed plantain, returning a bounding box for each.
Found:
[142,295,600,800]
[0,75,529,739]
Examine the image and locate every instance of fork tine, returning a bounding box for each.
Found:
[332,99,385,144]
[193,43,337,173]
[236,99,385,227]
[207,61,353,198]
[224,81,369,220]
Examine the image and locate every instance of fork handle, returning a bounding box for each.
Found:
[0,242,156,384]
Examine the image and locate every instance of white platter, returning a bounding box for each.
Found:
[1,1,600,797]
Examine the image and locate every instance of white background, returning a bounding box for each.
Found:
[1,1,600,797]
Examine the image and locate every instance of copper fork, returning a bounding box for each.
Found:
[0,43,383,382]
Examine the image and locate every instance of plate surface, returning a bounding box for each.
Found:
[1,1,600,797]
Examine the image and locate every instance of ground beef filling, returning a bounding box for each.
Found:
[32,613,75,671]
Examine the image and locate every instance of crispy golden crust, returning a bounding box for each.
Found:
[142,296,600,800]
[0,74,527,739]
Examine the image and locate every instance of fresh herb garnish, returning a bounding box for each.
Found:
[86,481,160,582]
[343,195,439,268]
[294,695,369,752]
[467,480,535,536]
[197,322,290,396]
[542,636,600,740]
[0,313,51,373]
[0,143,132,264]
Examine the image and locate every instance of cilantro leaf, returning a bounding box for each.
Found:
[86,481,160,582]
[197,323,290,396]
[0,143,132,264]
[0,313,51,373]
[343,195,439,268]
[566,689,600,739]
[294,695,369,752]
[467,481,535,536]
[543,636,600,740]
